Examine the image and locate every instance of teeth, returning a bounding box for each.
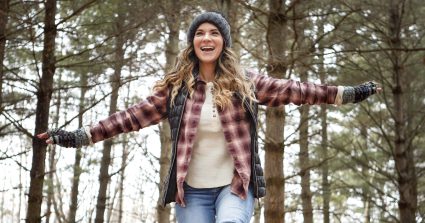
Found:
[201,46,215,51]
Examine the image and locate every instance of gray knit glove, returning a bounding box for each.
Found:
[47,127,90,148]
[342,82,377,104]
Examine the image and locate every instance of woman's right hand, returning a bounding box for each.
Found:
[37,132,54,144]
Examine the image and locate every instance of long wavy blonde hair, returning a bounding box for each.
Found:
[154,45,256,110]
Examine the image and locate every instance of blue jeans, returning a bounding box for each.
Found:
[175,182,255,223]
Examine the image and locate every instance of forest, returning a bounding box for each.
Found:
[0,0,424,222]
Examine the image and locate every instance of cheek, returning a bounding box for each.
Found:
[218,39,224,51]
[194,48,202,58]
[217,37,224,46]
[218,44,224,56]
[193,40,201,55]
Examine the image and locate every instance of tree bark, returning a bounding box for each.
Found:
[264,0,287,222]
[361,125,371,223]
[94,11,125,223]
[1,186,4,223]
[68,72,88,223]
[45,124,56,223]
[18,153,23,221]
[45,72,63,223]
[218,0,241,57]
[117,134,128,223]
[156,1,180,222]
[27,0,57,222]
[45,147,55,223]
[298,50,313,223]
[106,182,118,223]
[253,202,261,223]
[318,18,330,223]
[388,1,417,222]
[0,0,9,110]
[294,4,313,223]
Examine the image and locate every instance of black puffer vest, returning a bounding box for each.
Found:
[159,85,266,206]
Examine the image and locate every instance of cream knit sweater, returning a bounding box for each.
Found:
[186,82,234,188]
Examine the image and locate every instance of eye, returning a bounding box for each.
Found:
[212,31,220,36]
[195,31,204,36]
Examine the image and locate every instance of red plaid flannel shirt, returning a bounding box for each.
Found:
[90,70,338,205]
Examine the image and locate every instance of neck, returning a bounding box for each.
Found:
[199,62,216,82]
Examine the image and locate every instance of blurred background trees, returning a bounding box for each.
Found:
[0,0,423,222]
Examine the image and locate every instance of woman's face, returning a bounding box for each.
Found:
[193,23,224,65]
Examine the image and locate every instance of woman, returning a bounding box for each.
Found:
[38,11,380,223]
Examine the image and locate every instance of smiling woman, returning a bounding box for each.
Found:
[37,11,380,223]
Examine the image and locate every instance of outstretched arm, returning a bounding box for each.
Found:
[247,70,380,106]
[37,86,169,148]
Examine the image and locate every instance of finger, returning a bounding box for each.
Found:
[376,87,383,93]
[46,138,54,144]
[37,132,49,139]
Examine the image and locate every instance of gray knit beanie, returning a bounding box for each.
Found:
[187,11,232,48]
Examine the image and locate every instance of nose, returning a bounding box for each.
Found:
[202,33,212,42]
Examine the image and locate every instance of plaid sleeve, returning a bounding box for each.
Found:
[90,87,169,143]
[247,70,338,106]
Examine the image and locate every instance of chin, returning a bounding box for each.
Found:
[199,58,218,64]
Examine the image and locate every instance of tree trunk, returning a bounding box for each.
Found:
[18,153,23,221]
[117,134,128,223]
[27,0,57,222]
[298,57,313,223]
[45,72,63,223]
[156,1,181,223]
[52,177,66,222]
[0,0,9,110]
[45,149,55,223]
[0,1,10,220]
[94,12,125,223]
[45,145,55,223]
[264,1,287,222]
[318,18,330,223]
[253,202,261,223]
[106,182,118,223]
[1,185,4,223]
[157,122,172,223]
[218,0,241,57]
[388,1,417,222]
[68,72,88,223]
[294,5,313,223]
[359,125,372,223]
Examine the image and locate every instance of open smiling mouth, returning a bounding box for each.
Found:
[201,46,215,52]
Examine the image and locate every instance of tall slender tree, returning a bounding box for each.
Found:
[94,8,126,223]
[317,13,330,223]
[0,0,9,112]
[359,124,372,223]
[264,0,288,222]
[27,0,57,222]
[388,0,417,221]
[294,4,313,222]
[156,1,181,222]
[217,0,241,57]
[68,71,89,223]
[45,73,63,223]
[117,120,129,223]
